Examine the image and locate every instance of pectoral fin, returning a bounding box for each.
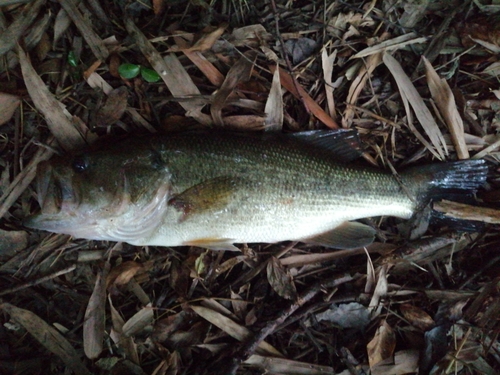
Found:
[183,238,240,251]
[169,177,242,221]
[305,221,376,249]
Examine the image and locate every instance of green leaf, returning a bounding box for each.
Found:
[68,51,78,67]
[118,63,140,79]
[194,251,208,276]
[140,67,161,83]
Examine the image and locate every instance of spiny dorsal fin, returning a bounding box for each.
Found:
[288,129,363,162]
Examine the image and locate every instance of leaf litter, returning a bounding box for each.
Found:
[1,1,500,374]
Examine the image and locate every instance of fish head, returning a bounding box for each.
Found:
[24,144,171,241]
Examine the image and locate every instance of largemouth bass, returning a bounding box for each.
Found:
[24,130,487,250]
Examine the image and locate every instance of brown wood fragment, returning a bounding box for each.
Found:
[433,200,500,224]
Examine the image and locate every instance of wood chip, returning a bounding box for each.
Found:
[433,200,500,224]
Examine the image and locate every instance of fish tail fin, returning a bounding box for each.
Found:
[402,159,488,205]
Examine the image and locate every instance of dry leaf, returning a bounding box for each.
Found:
[0,0,45,56]
[124,17,210,125]
[400,303,435,331]
[264,65,283,131]
[84,264,109,359]
[230,24,271,47]
[106,261,144,289]
[1,303,92,375]
[284,38,317,65]
[383,52,447,160]
[459,16,500,49]
[84,71,156,132]
[122,303,155,337]
[230,290,248,321]
[211,51,256,126]
[315,302,370,330]
[0,139,53,219]
[399,1,429,28]
[174,35,224,87]
[93,86,129,128]
[371,350,419,375]
[266,256,297,300]
[169,258,190,298]
[18,45,86,151]
[151,352,180,375]
[326,11,375,39]
[368,265,389,316]
[0,93,20,126]
[56,0,109,61]
[321,49,337,119]
[0,229,28,259]
[35,32,51,61]
[53,8,72,47]
[367,320,396,368]
[190,305,283,357]
[108,295,139,364]
[184,23,227,52]
[244,355,334,375]
[343,52,383,128]
[424,57,469,159]
[269,65,339,129]
[352,33,427,59]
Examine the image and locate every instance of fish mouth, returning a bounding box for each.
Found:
[24,161,80,231]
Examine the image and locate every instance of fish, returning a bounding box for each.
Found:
[24,130,488,251]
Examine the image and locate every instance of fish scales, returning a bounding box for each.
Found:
[24,130,488,250]
[149,135,405,244]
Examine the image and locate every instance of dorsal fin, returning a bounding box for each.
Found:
[288,129,363,162]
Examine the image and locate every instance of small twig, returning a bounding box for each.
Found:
[0,264,77,297]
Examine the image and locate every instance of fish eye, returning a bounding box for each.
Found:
[72,155,88,173]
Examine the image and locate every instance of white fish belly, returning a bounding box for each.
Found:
[146,195,414,247]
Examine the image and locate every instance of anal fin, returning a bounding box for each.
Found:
[183,238,240,251]
[305,221,376,249]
